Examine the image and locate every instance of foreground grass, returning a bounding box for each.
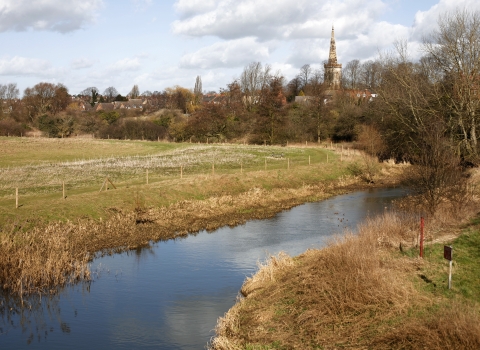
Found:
[210,203,480,349]
[0,137,397,295]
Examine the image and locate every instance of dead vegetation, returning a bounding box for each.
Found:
[0,179,342,296]
[210,197,480,349]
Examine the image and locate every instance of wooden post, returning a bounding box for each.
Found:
[327,153,329,163]
[180,166,183,179]
[158,136,160,142]
[212,162,215,175]
[444,245,453,289]
[146,169,149,184]
[306,141,307,146]
[288,158,290,170]
[420,217,425,258]
[448,259,453,289]
[309,155,311,165]
[265,157,267,170]
[63,181,65,200]
[15,188,18,209]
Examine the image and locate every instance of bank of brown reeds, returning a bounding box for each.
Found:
[0,182,339,296]
[210,209,480,349]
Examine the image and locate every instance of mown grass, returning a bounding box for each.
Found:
[210,194,480,349]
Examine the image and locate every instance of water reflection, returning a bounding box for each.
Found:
[0,188,407,349]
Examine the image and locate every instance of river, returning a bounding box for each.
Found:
[0,187,407,349]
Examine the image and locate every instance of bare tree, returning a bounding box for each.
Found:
[298,64,312,92]
[423,9,480,162]
[240,62,271,111]
[103,86,119,102]
[129,85,140,99]
[194,75,203,106]
[343,59,361,89]
[0,83,19,116]
[360,60,381,90]
[79,87,99,106]
[308,68,324,96]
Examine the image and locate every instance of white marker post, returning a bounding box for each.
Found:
[444,245,453,290]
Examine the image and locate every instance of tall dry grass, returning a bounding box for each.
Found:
[210,208,480,349]
[0,221,91,295]
[0,182,335,296]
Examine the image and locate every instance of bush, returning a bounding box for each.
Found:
[98,119,168,140]
[0,118,28,136]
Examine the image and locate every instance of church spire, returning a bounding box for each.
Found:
[324,25,342,90]
[328,25,338,64]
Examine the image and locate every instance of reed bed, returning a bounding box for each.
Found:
[0,180,336,296]
[210,207,480,349]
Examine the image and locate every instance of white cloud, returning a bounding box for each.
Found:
[108,58,141,72]
[180,38,275,69]
[71,58,95,70]
[410,0,480,40]
[0,0,104,33]
[0,56,59,77]
[172,0,387,41]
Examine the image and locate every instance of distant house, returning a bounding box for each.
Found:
[95,103,115,112]
[113,99,146,110]
[344,89,376,103]
[294,96,314,104]
[202,93,226,105]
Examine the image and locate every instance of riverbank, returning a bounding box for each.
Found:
[209,177,480,349]
[0,137,405,295]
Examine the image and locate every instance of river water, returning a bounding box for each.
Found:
[0,187,407,349]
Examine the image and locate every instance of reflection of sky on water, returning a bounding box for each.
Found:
[0,188,407,349]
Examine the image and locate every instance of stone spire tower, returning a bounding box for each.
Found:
[324,26,342,90]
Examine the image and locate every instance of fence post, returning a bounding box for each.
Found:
[146,169,149,184]
[63,181,65,199]
[265,157,267,170]
[288,158,290,170]
[212,162,215,175]
[16,188,18,209]
[181,166,183,179]
[309,155,311,165]
[420,217,425,258]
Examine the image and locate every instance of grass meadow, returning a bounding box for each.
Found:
[0,137,350,223]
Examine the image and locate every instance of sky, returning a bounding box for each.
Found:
[0,0,479,96]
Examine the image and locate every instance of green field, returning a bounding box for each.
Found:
[0,137,350,223]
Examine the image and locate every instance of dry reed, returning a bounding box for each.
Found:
[210,207,480,349]
[0,182,335,296]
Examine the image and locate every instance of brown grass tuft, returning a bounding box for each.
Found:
[210,210,470,349]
